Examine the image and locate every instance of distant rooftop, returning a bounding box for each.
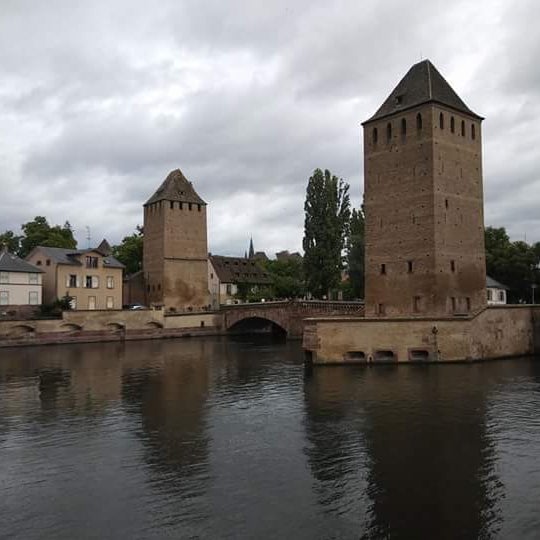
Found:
[0,249,43,273]
[209,255,271,285]
[145,169,206,206]
[364,59,482,124]
[31,244,124,269]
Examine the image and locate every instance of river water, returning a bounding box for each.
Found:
[0,337,539,539]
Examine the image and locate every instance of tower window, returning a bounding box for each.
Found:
[198,204,201,212]
[439,113,444,129]
[380,263,386,275]
[450,260,456,272]
[180,202,183,210]
[170,201,174,209]
[386,122,392,142]
[466,297,471,311]
[451,297,456,312]
[188,203,192,210]
[401,118,407,137]
[416,113,422,131]
[450,117,455,133]
[461,120,465,136]
[373,127,378,144]
[471,124,476,140]
[407,260,413,273]
[445,199,449,209]
[377,303,385,316]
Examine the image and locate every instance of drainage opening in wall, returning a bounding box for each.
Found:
[409,349,431,362]
[344,351,366,363]
[373,350,397,362]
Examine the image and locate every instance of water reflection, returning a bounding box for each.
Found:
[0,340,539,539]
[303,365,505,539]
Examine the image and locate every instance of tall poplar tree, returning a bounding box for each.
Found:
[302,168,350,298]
[347,207,365,299]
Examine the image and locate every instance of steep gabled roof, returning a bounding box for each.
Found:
[486,275,509,290]
[0,249,44,273]
[209,255,271,285]
[145,169,206,206]
[364,60,482,124]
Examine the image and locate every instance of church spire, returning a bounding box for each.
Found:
[248,237,255,259]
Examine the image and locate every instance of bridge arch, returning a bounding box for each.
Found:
[226,315,288,337]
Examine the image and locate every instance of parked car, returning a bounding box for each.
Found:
[125,303,147,310]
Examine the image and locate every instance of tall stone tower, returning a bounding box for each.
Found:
[362,60,486,318]
[143,169,209,310]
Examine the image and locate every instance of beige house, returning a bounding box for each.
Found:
[0,247,43,307]
[208,255,272,307]
[26,241,124,310]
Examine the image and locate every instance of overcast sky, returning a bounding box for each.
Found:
[1,0,538,256]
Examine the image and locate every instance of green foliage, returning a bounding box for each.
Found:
[18,217,77,257]
[113,226,143,275]
[346,207,365,299]
[302,168,350,299]
[263,257,305,299]
[39,295,73,317]
[485,226,539,303]
[234,283,273,303]
[0,230,22,253]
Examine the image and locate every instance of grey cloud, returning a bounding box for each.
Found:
[1,0,540,256]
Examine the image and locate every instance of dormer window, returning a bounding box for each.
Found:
[395,95,403,105]
[85,256,98,268]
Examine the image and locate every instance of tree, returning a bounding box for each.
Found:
[19,217,77,257]
[302,168,350,298]
[263,257,305,299]
[485,226,539,303]
[346,206,365,299]
[112,226,143,275]
[0,230,22,253]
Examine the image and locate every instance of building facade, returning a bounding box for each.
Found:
[26,244,124,310]
[362,60,486,317]
[208,255,272,307]
[0,247,43,307]
[143,169,209,311]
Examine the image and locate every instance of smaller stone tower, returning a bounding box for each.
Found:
[143,169,209,310]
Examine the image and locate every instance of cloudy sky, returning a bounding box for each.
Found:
[1,0,538,256]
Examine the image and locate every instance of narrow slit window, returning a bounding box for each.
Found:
[450,117,455,133]
[407,260,413,273]
[439,113,444,129]
[471,124,476,140]
[450,260,455,272]
[373,127,378,144]
[386,122,392,142]
[461,120,465,136]
[401,118,407,136]
[380,263,386,275]
[416,113,422,131]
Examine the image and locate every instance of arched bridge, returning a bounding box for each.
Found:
[221,300,364,338]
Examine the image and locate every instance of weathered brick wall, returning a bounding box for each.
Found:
[303,306,540,364]
[363,105,485,318]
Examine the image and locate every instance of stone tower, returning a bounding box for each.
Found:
[143,169,209,310]
[362,60,486,317]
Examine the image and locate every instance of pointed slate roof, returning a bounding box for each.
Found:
[364,60,482,124]
[145,169,206,206]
